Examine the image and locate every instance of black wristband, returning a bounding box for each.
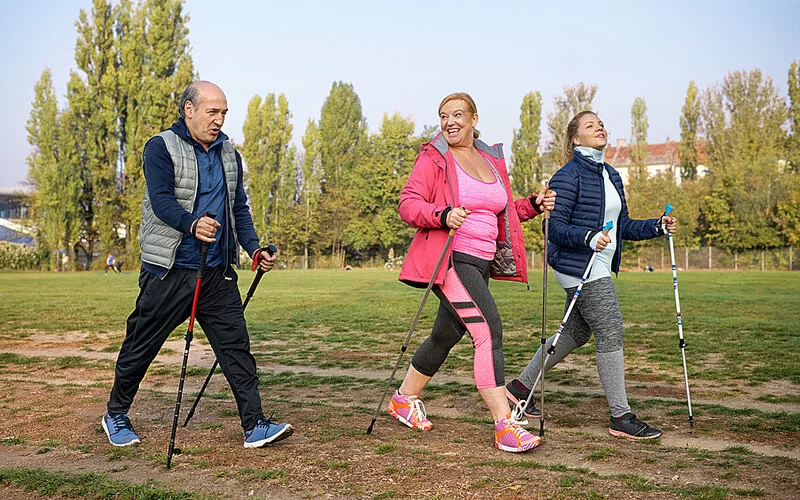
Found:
[585,229,600,248]
[439,206,452,228]
[190,219,199,237]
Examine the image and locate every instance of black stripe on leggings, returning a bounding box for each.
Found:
[462,316,484,324]
[452,301,475,309]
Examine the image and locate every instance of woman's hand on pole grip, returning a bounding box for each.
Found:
[661,216,678,234]
[595,233,612,252]
[191,216,220,243]
[533,181,556,212]
[446,207,471,229]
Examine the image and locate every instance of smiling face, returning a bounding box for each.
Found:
[439,99,478,147]
[184,82,228,150]
[572,113,607,150]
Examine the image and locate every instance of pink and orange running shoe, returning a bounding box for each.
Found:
[387,391,433,431]
[494,414,542,453]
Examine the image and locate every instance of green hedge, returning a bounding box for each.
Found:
[0,242,43,270]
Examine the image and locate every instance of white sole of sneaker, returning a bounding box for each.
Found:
[101,417,140,447]
[387,409,432,431]
[494,439,541,453]
[608,428,662,440]
[243,424,294,448]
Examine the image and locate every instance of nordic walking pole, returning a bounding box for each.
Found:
[366,227,457,435]
[167,217,214,470]
[663,203,694,428]
[513,221,613,423]
[183,244,277,427]
[538,191,552,437]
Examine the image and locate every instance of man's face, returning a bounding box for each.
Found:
[184,83,228,149]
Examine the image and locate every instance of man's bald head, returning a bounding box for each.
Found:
[180,81,228,150]
[179,81,225,119]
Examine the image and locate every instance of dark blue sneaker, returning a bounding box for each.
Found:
[243,417,293,448]
[102,412,141,447]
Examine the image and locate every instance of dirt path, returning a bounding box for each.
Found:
[1,332,799,498]
[2,338,795,414]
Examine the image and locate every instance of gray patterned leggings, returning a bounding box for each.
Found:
[518,276,632,417]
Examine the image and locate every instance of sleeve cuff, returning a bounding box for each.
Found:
[439,206,452,228]
[182,214,197,235]
[585,229,600,248]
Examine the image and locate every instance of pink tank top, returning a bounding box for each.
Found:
[451,158,507,261]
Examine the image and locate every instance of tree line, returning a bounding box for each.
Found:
[24,0,800,270]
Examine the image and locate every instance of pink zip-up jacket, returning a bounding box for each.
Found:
[398,133,541,287]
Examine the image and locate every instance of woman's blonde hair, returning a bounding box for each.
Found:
[438,92,480,139]
[562,110,599,164]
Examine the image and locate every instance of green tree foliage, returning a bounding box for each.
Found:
[243,93,297,241]
[510,91,543,197]
[117,0,195,262]
[629,97,649,180]
[71,0,121,260]
[788,61,800,165]
[24,0,195,268]
[345,113,417,256]
[699,69,788,251]
[776,61,800,245]
[679,81,701,180]
[316,82,368,265]
[544,83,597,170]
[296,120,322,268]
[25,70,80,269]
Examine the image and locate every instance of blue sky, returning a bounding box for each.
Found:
[4,0,799,188]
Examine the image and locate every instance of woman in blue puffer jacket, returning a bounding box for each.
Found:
[505,111,677,440]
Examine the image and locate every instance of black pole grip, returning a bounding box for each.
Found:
[197,242,211,279]
[265,244,277,256]
[196,212,216,279]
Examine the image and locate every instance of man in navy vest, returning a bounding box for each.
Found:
[102,81,293,449]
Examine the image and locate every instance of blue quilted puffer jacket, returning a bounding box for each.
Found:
[547,151,662,278]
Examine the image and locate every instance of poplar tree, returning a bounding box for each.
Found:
[679,81,700,180]
[70,0,120,261]
[298,120,322,268]
[544,83,597,170]
[316,82,368,265]
[629,97,649,180]
[243,93,297,240]
[118,0,195,261]
[510,91,543,197]
[26,70,67,268]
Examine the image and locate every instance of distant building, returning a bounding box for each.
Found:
[604,139,707,185]
[0,186,30,219]
[0,218,34,246]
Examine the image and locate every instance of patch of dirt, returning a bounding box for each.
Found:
[0,334,798,499]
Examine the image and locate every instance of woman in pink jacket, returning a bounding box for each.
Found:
[388,92,555,453]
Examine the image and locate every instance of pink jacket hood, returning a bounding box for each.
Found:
[398,133,541,287]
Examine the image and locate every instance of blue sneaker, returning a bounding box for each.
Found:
[243,417,293,448]
[102,412,141,447]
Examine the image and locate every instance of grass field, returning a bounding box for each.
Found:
[0,269,798,499]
